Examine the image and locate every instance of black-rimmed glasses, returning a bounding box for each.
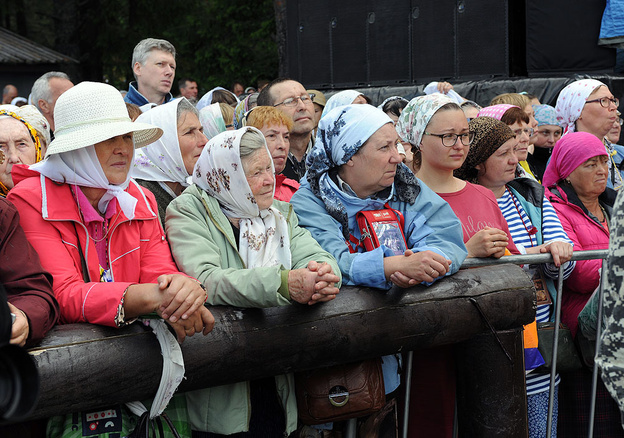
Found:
[423,131,474,147]
[586,96,619,108]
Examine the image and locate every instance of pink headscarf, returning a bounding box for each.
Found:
[477,104,519,121]
[542,131,608,187]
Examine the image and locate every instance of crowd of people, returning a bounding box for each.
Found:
[2,36,624,438]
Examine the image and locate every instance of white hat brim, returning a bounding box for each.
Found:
[46,120,163,156]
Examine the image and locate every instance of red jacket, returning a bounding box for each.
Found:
[274,174,299,202]
[8,166,184,327]
[545,184,611,337]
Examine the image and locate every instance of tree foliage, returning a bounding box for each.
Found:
[0,0,278,94]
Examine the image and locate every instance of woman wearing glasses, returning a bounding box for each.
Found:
[399,95,519,259]
[556,78,622,190]
[456,116,574,438]
[396,96,520,436]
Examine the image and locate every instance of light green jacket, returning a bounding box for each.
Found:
[165,184,341,435]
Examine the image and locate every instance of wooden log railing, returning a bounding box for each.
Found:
[24,264,536,434]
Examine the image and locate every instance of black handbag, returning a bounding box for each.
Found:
[536,322,583,372]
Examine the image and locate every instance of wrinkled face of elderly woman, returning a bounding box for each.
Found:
[0,117,37,189]
[577,85,619,139]
[94,133,134,185]
[178,112,208,175]
[340,123,402,199]
[242,147,275,211]
[567,155,609,200]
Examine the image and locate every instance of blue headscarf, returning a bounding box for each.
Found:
[533,104,560,127]
[305,104,419,239]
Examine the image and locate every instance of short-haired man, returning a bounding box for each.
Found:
[30,72,74,133]
[125,38,176,109]
[2,85,18,104]
[257,78,315,182]
[246,106,299,201]
[178,78,198,103]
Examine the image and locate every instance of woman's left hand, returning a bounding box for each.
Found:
[8,302,29,347]
[539,241,573,267]
[166,306,215,343]
[157,274,208,322]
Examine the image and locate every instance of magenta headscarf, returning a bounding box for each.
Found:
[542,131,608,187]
[477,104,519,121]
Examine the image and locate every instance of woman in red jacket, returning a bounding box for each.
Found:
[7,81,214,342]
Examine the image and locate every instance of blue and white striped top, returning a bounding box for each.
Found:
[498,186,575,395]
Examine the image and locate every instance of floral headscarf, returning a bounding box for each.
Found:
[396,94,455,147]
[133,99,198,186]
[542,131,608,188]
[555,79,606,133]
[321,90,365,119]
[533,104,559,127]
[306,104,419,239]
[476,104,519,121]
[0,109,44,196]
[199,103,228,141]
[192,127,291,269]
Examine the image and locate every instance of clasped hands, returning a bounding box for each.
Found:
[151,274,215,343]
[288,261,341,305]
[388,250,452,288]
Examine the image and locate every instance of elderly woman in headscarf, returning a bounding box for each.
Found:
[555,78,621,190]
[165,127,341,437]
[455,116,574,438]
[321,89,369,118]
[0,108,45,196]
[132,97,207,225]
[542,131,622,436]
[7,82,213,341]
[291,104,467,411]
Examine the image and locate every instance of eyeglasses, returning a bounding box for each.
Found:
[618,118,624,126]
[274,93,315,108]
[423,131,474,147]
[537,129,563,139]
[586,96,619,108]
[513,128,534,138]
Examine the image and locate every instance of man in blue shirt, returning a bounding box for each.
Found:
[124,38,176,111]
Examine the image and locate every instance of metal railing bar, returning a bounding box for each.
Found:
[460,249,608,268]
[546,264,565,438]
[588,261,608,438]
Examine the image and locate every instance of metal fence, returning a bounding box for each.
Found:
[462,249,610,438]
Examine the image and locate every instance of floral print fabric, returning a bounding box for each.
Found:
[192,127,291,269]
[396,94,454,147]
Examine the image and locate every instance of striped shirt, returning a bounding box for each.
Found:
[498,186,575,395]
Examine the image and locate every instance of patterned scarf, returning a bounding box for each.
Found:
[306,104,419,240]
[396,94,455,148]
[192,127,291,269]
[555,79,606,133]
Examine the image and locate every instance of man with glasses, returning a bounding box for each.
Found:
[257,78,316,181]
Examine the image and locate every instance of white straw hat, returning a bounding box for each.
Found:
[47,81,163,156]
